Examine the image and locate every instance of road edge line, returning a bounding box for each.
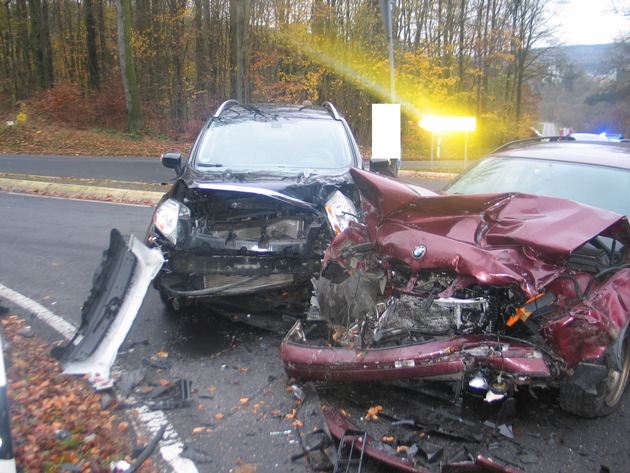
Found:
[0,283,77,340]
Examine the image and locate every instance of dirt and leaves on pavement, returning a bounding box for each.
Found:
[0,309,159,473]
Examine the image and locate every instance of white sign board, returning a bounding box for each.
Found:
[418,116,476,133]
[371,104,401,163]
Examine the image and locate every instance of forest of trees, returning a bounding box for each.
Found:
[0,0,562,156]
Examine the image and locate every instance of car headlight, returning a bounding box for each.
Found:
[153,198,191,245]
[324,191,358,235]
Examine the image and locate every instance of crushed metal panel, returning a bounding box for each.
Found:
[55,229,164,389]
[349,167,630,295]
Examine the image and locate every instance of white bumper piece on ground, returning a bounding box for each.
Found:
[56,230,164,390]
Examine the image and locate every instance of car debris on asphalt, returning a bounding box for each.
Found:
[289,381,532,472]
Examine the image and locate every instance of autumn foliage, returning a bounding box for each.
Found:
[36,80,128,132]
[0,0,554,157]
[1,315,154,472]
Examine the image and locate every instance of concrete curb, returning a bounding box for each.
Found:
[399,169,458,180]
[0,172,454,205]
[0,178,164,204]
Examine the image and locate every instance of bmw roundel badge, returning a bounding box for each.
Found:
[412,245,427,259]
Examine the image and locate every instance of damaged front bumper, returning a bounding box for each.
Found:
[281,320,554,387]
[53,229,164,389]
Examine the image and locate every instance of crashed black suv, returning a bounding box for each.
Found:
[146,100,362,316]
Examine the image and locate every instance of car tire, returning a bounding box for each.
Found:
[559,334,630,418]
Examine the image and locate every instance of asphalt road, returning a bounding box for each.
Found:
[0,193,153,325]
[0,153,452,192]
[0,153,174,184]
[0,155,629,473]
[0,191,306,472]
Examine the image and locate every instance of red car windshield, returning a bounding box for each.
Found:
[445,156,630,217]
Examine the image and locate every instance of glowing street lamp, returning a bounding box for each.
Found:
[418,116,477,168]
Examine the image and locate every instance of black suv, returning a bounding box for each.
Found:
[146,100,363,317]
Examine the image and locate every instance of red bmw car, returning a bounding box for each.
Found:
[281,139,630,418]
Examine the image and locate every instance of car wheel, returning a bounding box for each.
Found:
[559,334,630,417]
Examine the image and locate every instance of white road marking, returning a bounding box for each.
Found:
[0,283,199,473]
[0,283,77,340]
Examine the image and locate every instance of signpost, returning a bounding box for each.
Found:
[418,116,477,169]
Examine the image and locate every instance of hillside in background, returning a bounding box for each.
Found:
[558,44,613,74]
[533,43,629,136]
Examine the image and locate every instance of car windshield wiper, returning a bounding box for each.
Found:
[197,163,224,167]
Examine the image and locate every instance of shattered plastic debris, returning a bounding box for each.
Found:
[144,356,172,370]
[290,384,305,401]
[415,441,444,464]
[484,420,515,439]
[180,446,213,463]
[485,390,506,403]
[290,429,331,462]
[144,379,193,410]
[115,368,147,395]
[110,460,131,472]
[269,430,292,436]
[55,230,164,390]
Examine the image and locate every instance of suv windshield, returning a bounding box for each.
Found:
[445,156,630,217]
[195,117,353,171]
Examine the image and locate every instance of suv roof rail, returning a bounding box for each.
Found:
[214,99,240,117]
[491,135,576,153]
[321,101,341,120]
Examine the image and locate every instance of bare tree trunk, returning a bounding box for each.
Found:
[510,0,547,123]
[116,0,143,131]
[95,0,108,74]
[457,0,467,90]
[170,0,187,130]
[229,0,250,101]
[85,0,100,90]
[194,0,205,94]
[29,0,54,90]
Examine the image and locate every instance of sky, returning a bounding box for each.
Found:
[555,0,629,45]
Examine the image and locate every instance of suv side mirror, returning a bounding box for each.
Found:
[161,152,183,175]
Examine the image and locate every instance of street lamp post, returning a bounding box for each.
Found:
[379,0,395,102]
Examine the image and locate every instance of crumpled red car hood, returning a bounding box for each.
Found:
[350,168,630,297]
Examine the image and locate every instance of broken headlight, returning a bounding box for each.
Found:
[324,190,358,235]
[153,198,191,245]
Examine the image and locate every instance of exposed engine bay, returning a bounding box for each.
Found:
[318,264,530,349]
[181,188,330,254]
[148,178,359,307]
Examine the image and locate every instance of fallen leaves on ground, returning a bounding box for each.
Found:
[0,314,157,472]
[365,405,383,421]
[0,120,184,157]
